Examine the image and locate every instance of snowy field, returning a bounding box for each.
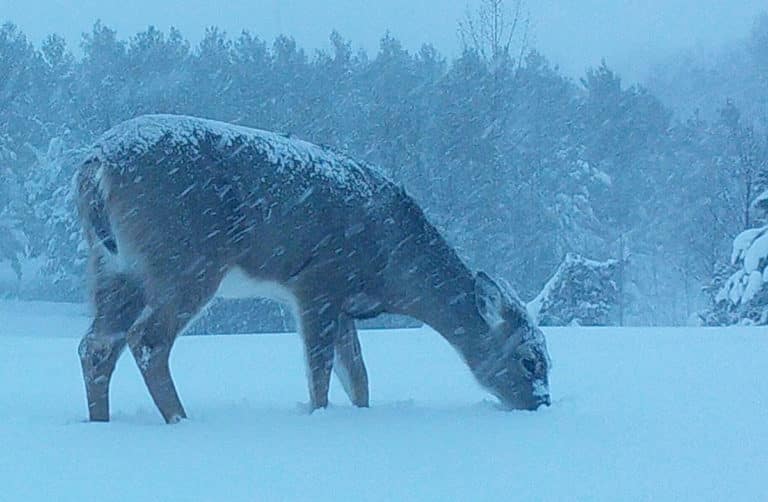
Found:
[0,301,766,501]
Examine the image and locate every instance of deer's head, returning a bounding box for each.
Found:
[474,272,551,411]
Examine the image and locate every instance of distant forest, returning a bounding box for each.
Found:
[1,3,767,325]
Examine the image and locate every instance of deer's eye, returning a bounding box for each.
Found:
[521,357,537,375]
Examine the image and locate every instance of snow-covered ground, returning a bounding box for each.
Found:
[0,302,766,501]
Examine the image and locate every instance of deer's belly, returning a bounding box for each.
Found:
[216,266,297,308]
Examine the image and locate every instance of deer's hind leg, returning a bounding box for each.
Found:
[334,316,369,408]
[79,270,145,422]
[126,279,219,424]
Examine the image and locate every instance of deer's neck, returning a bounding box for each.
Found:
[384,231,491,370]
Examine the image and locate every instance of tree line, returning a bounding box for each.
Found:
[1,8,767,325]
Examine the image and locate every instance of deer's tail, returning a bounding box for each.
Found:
[76,156,118,255]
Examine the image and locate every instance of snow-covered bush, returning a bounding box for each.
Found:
[713,223,768,325]
[0,135,88,300]
[0,135,25,292]
[23,137,88,296]
[528,252,620,326]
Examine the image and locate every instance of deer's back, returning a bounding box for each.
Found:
[80,115,417,307]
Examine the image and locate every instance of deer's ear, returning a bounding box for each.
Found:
[475,271,506,326]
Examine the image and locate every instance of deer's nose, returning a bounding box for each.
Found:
[529,395,550,410]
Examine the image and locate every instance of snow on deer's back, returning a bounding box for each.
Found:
[89,114,391,199]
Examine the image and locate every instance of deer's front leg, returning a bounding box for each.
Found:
[298,301,339,411]
[334,316,369,408]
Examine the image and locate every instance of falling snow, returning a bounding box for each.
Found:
[0,4,767,501]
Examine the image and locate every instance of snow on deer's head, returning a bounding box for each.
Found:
[474,271,551,411]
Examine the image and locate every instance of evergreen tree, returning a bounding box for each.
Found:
[126,26,190,115]
[76,21,129,133]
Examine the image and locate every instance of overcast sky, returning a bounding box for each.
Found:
[1,0,764,81]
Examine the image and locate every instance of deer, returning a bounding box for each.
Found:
[76,114,551,424]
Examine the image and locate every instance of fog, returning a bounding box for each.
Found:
[2,0,764,80]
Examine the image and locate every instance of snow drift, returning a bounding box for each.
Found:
[0,302,765,501]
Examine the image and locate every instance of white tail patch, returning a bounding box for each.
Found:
[98,229,144,276]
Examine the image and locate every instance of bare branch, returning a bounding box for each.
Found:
[458,0,530,68]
